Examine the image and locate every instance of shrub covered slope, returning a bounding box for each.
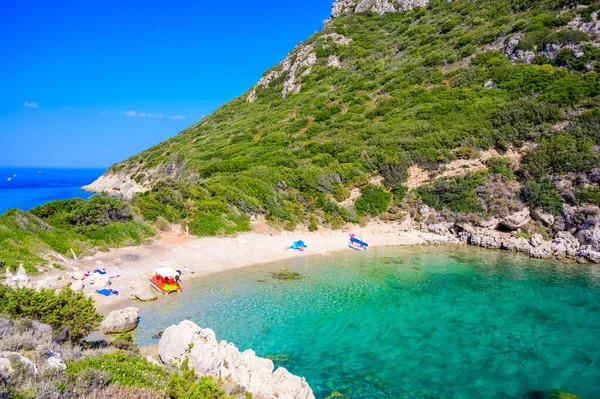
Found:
[96,0,600,234]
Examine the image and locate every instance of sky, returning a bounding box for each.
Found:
[0,0,333,169]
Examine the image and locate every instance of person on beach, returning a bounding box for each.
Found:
[175,269,182,283]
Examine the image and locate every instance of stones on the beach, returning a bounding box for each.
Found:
[500,208,531,231]
[158,320,315,399]
[71,271,85,280]
[101,307,139,334]
[70,280,84,292]
[530,234,544,248]
[36,277,56,291]
[133,288,157,302]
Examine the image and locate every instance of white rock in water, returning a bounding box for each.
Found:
[158,320,315,399]
[101,307,139,334]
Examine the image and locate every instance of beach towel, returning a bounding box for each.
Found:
[96,289,111,296]
[93,269,107,275]
[108,272,120,278]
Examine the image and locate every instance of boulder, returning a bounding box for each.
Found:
[71,271,85,280]
[0,352,38,377]
[501,237,532,253]
[159,320,315,399]
[45,353,67,371]
[530,234,544,248]
[70,280,84,292]
[397,214,413,231]
[478,218,500,230]
[551,232,580,257]
[101,307,139,334]
[427,223,452,235]
[16,264,27,276]
[576,223,600,252]
[530,242,553,259]
[500,208,531,231]
[531,208,555,227]
[133,288,157,302]
[469,233,502,249]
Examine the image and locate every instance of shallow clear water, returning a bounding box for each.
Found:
[134,246,600,399]
[0,167,104,213]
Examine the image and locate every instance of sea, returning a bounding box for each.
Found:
[0,167,105,213]
[133,246,600,399]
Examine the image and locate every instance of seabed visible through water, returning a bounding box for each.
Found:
[133,246,600,399]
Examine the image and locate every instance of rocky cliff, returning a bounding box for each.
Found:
[158,320,315,399]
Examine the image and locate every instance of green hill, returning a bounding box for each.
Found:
[88,0,600,236]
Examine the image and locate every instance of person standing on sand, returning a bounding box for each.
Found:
[185,225,189,238]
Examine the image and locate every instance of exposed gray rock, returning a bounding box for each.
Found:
[500,208,531,231]
[427,223,453,235]
[36,277,57,291]
[71,271,85,280]
[551,232,580,257]
[576,223,600,252]
[530,241,553,259]
[101,307,139,334]
[330,0,429,18]
[531,208,555,227]
[501,237,532,252]
[469,232,502,249]
[478,218,500,230]
[159,321,314,399]
[0,352,38,378]
[82,171,148,200]
[133,288,157,302]
[530,234,544,248]
[45,353,67,371]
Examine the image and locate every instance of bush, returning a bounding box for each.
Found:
[575,186,600,206]
[487,157,514,180]
[520,181,563,215]
[392,185,408,205]
[308,215,318,231]
[166,359,234,399]
[354,185,392,216]
[0,286,102,341]
[416,171,487,213]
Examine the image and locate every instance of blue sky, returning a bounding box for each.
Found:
[0,0,332,168]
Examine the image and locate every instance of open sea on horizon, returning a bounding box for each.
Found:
[0,167,105,213]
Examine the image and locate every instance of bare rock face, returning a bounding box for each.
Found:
[500,208,531,231]
[330,0,429,18]
[576,223,600,252]
[158,320,315,399]
[101,307,139,334]
[82,172,148,200]
[531,208,555,227]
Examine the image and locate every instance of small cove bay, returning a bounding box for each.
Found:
[134,246,600,399]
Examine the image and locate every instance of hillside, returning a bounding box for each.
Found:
[85,0,600,241]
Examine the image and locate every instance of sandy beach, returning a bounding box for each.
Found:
[30,221,450,312]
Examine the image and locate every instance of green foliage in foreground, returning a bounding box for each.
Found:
[0,195,154,273]
[68,351,169,388]
[0,286,102,341]
[166,359,234,399]
[101,0,600,230]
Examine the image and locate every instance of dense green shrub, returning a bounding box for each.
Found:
[487,157,514,180]
[575,186,600,206]
[416,171,488,213]
[354,185,392,216]
[392,185,408,205]
[0,286,102,341]
[520,181,563,215]
[166,359,234,399]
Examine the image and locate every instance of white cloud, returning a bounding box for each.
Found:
[121,110,164,118]
[100,110,109,114]
[169,115,185,120]
[24,101,39,108]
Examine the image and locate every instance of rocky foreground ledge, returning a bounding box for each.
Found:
[158,320,315,399]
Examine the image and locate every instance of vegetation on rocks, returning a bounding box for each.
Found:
[89,0,600,236]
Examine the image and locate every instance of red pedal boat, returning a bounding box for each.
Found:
[149,267,182,294]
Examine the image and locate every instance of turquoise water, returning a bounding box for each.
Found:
[0,167,104,213]
[134,246,600,399]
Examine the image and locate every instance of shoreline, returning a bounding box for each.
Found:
[29,222,451,313]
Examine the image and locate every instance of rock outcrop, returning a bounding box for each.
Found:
[158,321,314,399]
[500,208,531,231]
[100,307,139,334]
[330,0,429,18]
[82,171,148,200]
